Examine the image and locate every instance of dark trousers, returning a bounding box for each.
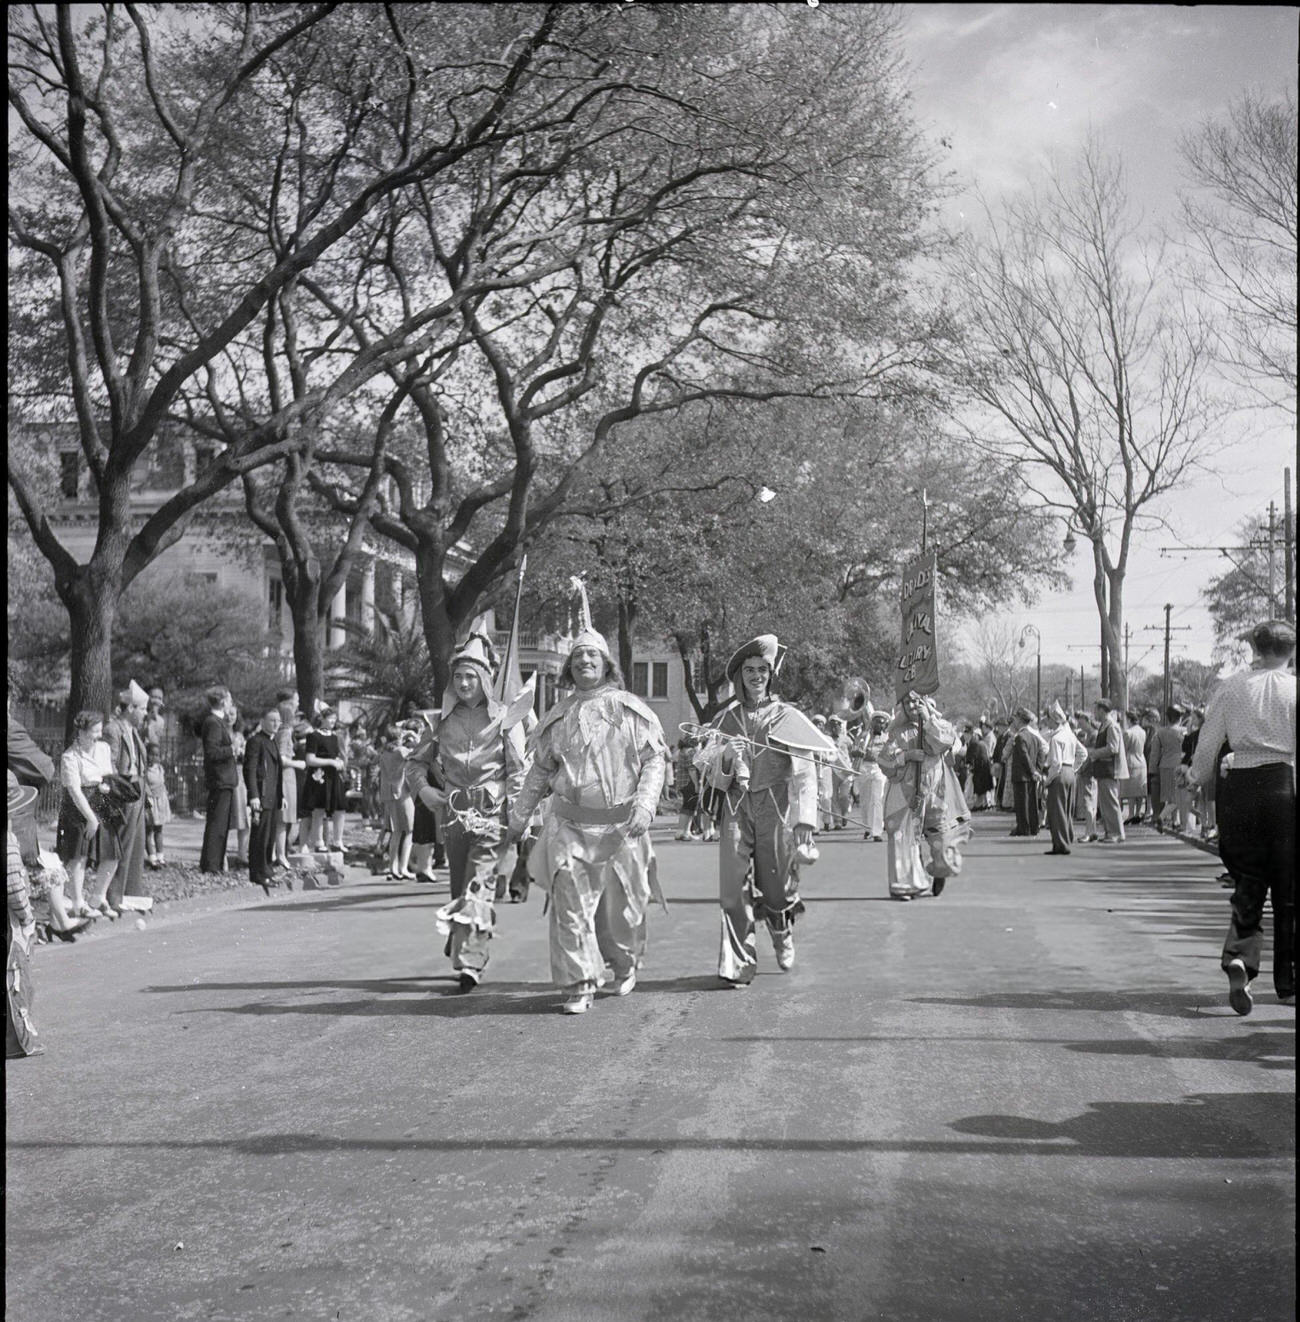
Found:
[247,807,279,884]
[1012,780,1040,835]
[1218,764,1295,997]
[107,795,147,908]
[1046,770,1075,851]
[201,785,234,873]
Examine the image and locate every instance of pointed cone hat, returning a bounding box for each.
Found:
[567,575,612,661]
[449,632,497,685]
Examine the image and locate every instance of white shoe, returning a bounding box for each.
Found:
[1226,959,1253,1016]
[771,929,795,971]
[612,968,637,996]
[560,990,594,1015]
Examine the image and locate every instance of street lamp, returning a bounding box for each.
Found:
[1018,623,1042,717]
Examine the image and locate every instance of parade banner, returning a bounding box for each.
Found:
[895,553,940,700]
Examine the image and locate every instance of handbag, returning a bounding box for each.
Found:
[87,772,142,832]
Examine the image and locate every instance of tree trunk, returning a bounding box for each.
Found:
[673,634,707,722]
[617,595,637,683]
[1106,568,1127,709]
[415,543,454,702]
[285,566,325,717]
[62,570,119,743]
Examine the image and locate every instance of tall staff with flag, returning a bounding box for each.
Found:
[495,555,538,903]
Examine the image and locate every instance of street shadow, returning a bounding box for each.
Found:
[1063,1031,1295,1072]
[255,890,452,914]
[172,973,723,1020]
[949,1090,1294,1158]
[10,1091,1293,1159]
[145,976,459,994]
[908,990,1210,1020]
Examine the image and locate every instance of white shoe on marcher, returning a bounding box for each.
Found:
[772,929,795,971]
[612,968,637,997]
[561,987,595,1014]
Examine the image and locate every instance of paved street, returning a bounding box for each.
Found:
[6,814,1294,1322]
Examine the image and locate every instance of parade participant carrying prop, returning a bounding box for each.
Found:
[507,576,668,1015]
[878,692,971,899]
[695,633,820,985]
[404,629,528,991]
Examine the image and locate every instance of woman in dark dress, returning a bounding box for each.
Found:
[966,730,995,809]
[302,707,347,851]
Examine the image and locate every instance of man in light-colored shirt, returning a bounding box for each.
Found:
[1190,619,1295,1014]
[1042,704,1087,855]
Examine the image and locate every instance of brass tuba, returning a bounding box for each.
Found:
[837,677,872,721]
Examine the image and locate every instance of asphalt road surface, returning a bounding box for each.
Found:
[6,815,1294,1322]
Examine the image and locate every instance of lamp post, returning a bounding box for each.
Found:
[1018,624,1042,717]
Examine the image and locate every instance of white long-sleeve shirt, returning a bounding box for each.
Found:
[1191,666,1295,785]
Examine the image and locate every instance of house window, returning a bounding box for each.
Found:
[59,452,79,499]
[194,445,215,475]
[631,662,649,697]
[268,579,283,632]
[652,662,669,699]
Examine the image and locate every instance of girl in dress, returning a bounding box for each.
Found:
[303,706,347,851]
[143,744,171,867]
[229,710,251,864]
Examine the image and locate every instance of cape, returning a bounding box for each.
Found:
[534,685,664,743]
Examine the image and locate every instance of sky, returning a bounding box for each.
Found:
[896,3,1298,680]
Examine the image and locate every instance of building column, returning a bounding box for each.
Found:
[329,583,347,650]
[361,562,376,635]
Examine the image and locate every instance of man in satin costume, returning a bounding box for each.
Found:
[507,601,667,1015]
[697,635,818,986]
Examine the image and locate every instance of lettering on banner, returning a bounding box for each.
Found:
[896,553,940,699]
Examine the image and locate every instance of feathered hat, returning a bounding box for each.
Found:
[567,576,613,662]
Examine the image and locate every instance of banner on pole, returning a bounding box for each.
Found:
[895,553,940,700]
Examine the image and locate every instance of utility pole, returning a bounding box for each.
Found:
[1080,664,1085,710]
[1285,467,1294,623]
[1163,605,1172,709]
[1267,501,1278,614]
[1124,622,1130,697]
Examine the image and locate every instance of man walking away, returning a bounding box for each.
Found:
[1191,620,1295,1015]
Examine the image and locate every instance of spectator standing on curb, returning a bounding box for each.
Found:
[1042,703,1087,856]
[57,711,117,918]
[104,681,152,911]
[1150,706,1186,829]
[1191,620,1296,1015]
[199,686,237,874]
[143,743,171,868]
[243,708,283,895]
[1008,708,1044,838]
[378,728,418,879]
[1120,711,1149,825]
[273,690,304,865]
[1082,699,1128,844]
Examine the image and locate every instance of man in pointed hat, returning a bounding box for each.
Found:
[506,582,669,1015]
[696,634,819,985]
[104,680,152,912]
[404,633,528,991]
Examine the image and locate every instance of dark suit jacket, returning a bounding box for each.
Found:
[201,712,238,790]
[1010,727,1042,783]
[243,730,282,812]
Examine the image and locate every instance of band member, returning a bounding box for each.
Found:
[878,691,971,900]
[697,635,818,986]
[507,585,667,1014]
[405,635,527,991]
[855,710,891,841]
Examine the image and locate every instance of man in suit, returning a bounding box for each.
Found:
[104,680,151,911]
[1008,707,1044,837]
[243,707,283,893]
[199,686,237,874]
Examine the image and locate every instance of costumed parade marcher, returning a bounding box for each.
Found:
[878,692,971,900]
[506,582,668,1014]
[405,634,529,992]
[695,635,820,986]
[855,709,890,841]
